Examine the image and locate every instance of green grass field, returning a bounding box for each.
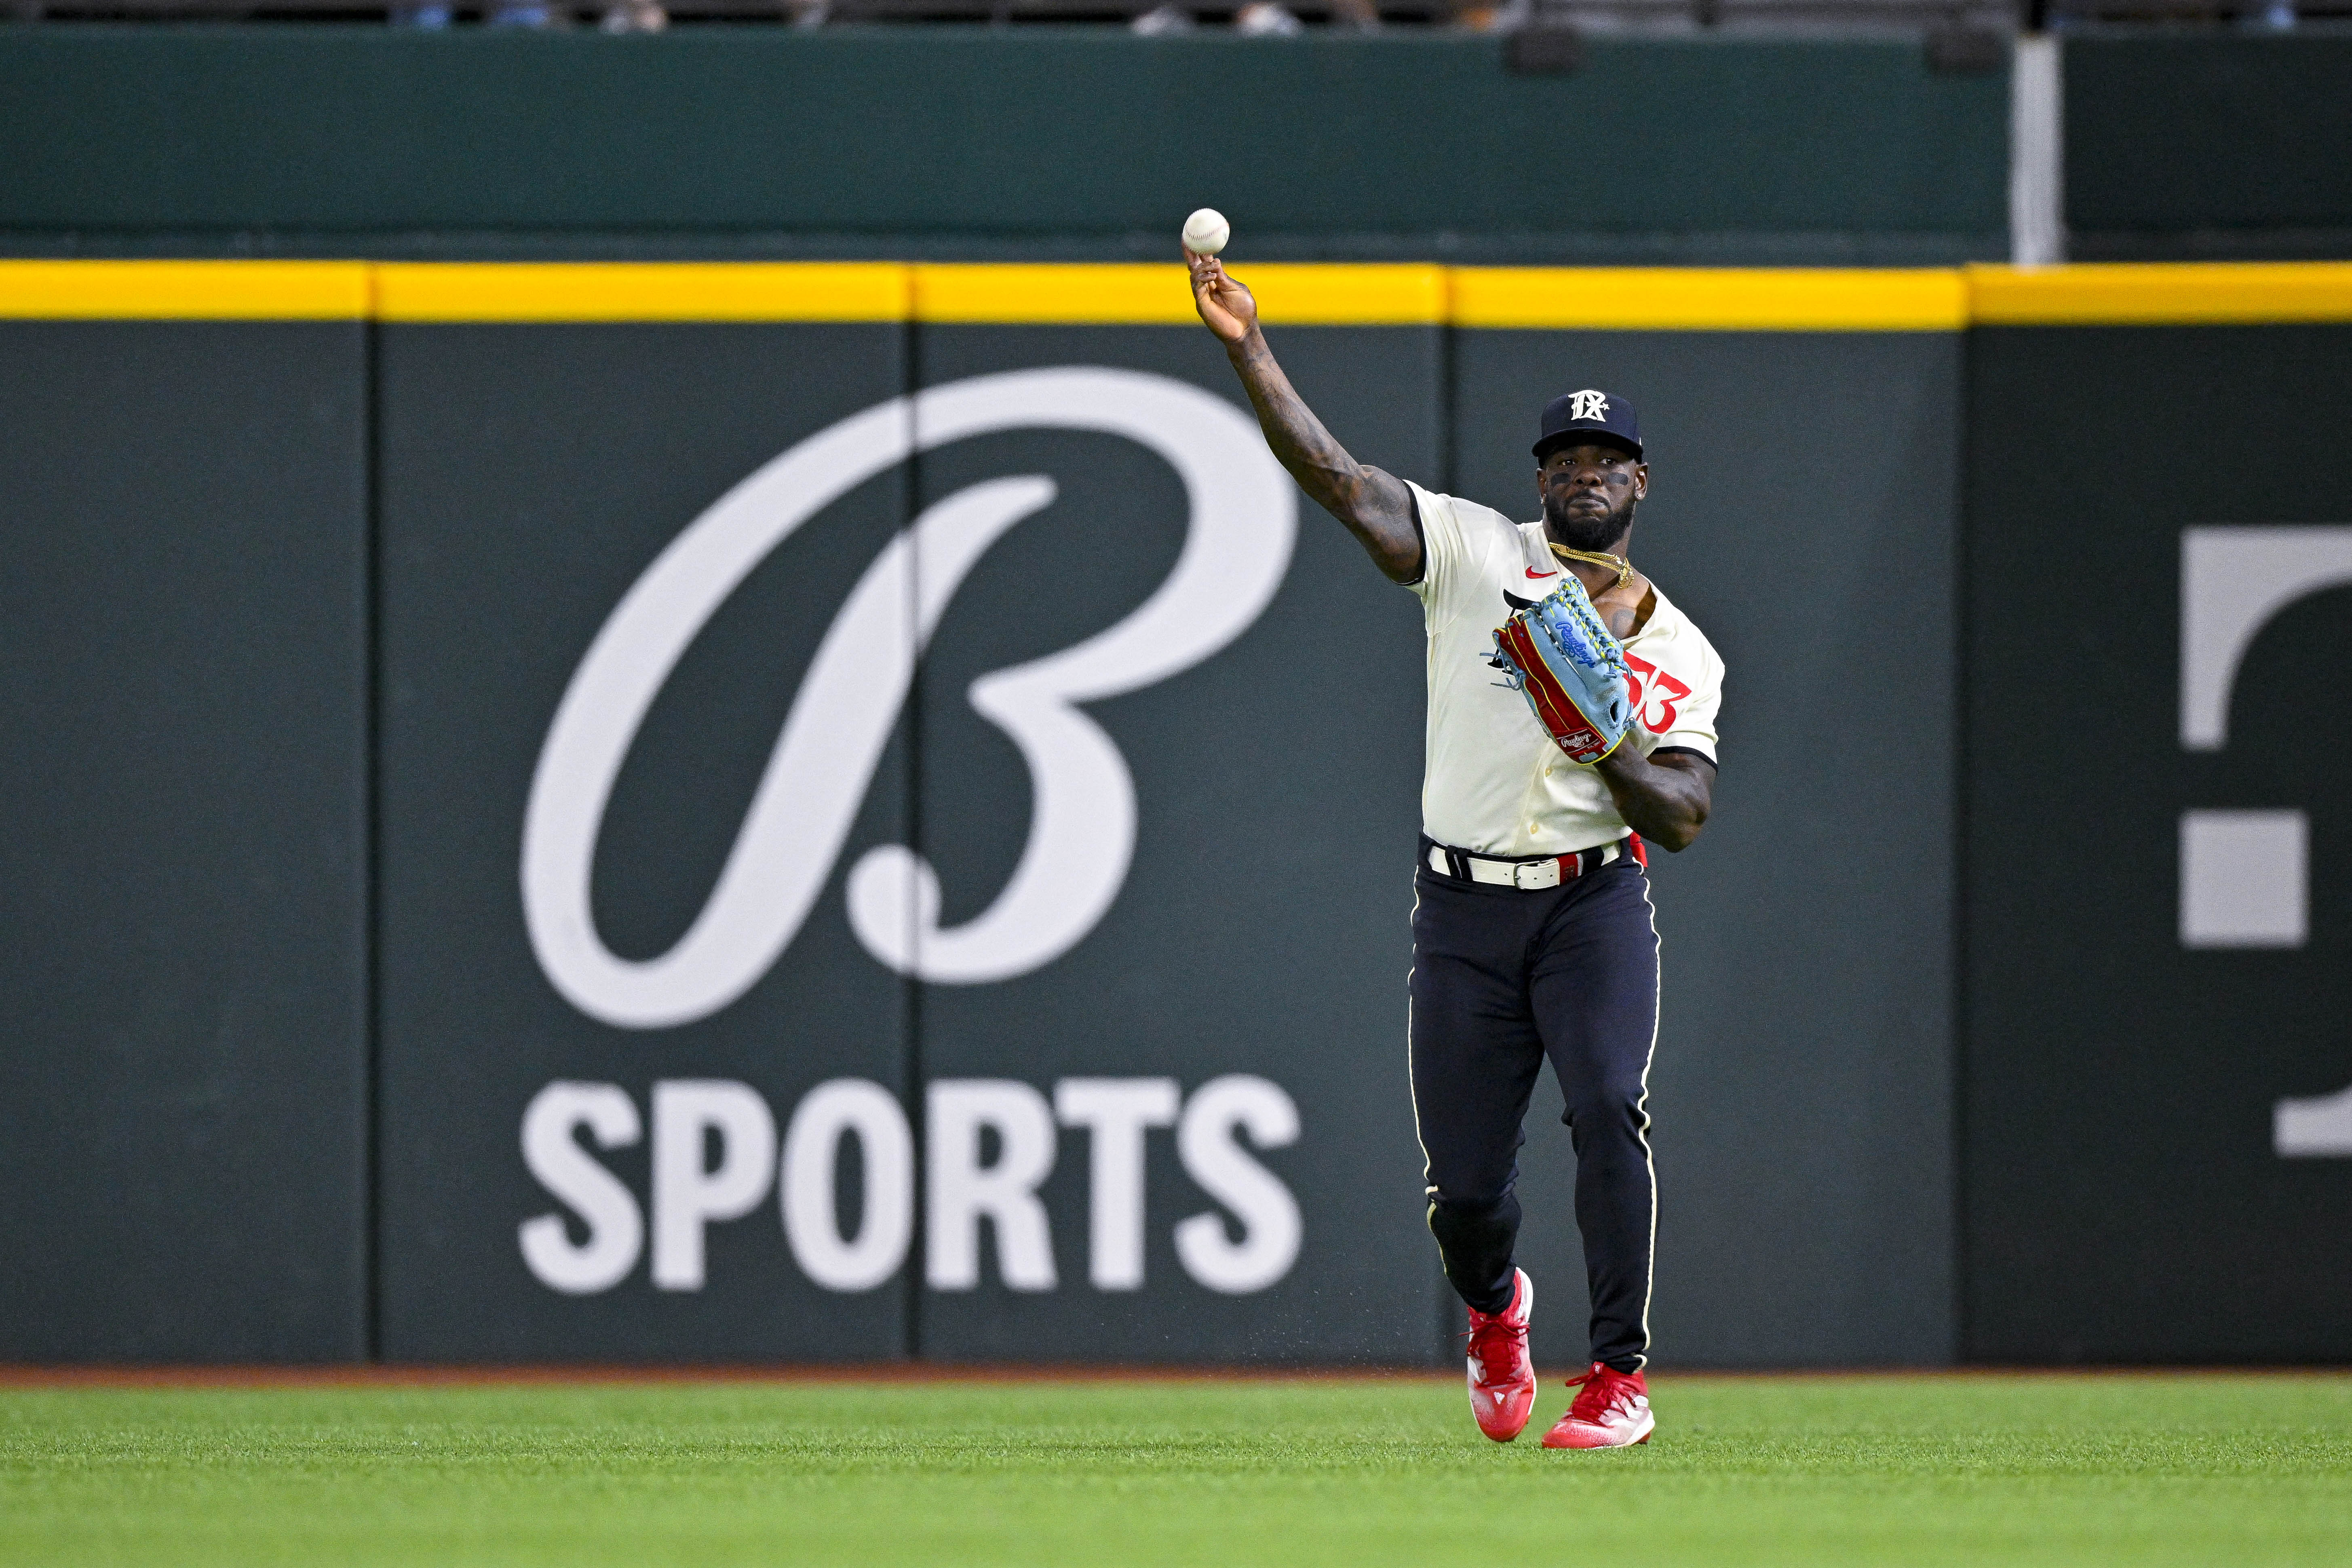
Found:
[4,1373,2349,1566]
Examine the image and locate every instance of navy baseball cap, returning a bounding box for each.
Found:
[1533,389,1642,462]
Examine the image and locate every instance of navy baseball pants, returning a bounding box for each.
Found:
[1409,842,1660,1373]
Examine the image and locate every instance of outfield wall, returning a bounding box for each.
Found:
[0,30,2009,266]
[2067,35,2352,262]
[1961,283,2352,1363]
[0,304,372,1363]
[1,261,2347,1366]
[6,32,2348,268]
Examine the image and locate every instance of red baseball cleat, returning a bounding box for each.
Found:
[1464,1268,1537,1441]
[1541,1362,1654,1448]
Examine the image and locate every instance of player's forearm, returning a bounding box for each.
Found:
[1226,329,1420,581]
[1594,751,1711,852]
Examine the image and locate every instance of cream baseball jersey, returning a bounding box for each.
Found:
[1405,481,1725,857]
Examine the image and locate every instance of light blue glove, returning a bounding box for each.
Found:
[1491,575,1634,765]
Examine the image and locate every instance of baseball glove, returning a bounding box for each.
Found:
[1491,576,1634,765]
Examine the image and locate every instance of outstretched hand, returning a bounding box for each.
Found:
[1188,251,1258,345]
[1186,242,1420,582]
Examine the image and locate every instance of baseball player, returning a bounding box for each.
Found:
[1189,252,1723,1449]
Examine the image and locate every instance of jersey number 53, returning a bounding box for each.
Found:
[1624,652,1691,734]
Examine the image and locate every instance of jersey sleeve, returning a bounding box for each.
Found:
[1645,627,1725,763]
[1402,481,1487,614]
[1656,630,1731,766]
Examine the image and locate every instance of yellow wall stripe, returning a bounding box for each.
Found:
[374,262,909,322]
[1967,262,2352,325]
[0,260,370,320]
[7,260,2352,328]
[1249,264,1448,326]
[1452,267,1970,331]
[914,264,1190,325]
[911,263,1446,326]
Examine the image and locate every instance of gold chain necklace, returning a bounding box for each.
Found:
[1548,541,1633,590]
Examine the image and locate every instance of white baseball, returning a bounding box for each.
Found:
[1182,207,1231,257]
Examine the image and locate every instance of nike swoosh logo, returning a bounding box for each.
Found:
[1503,590,1539,612]
[1526,567,1557,580]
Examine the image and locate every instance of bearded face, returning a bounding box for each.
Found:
[1538,443,1644,553]
[1543,486,1638,553]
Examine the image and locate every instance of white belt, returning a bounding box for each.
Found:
[1426,838,1624,891]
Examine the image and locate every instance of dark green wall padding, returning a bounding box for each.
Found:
[0,28,2009,263]
[2067,35,2352,260]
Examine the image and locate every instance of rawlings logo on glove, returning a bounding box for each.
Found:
[1491,575,1634,765]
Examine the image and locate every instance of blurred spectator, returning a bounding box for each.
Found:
[486,0,570,24]
[1131,2,1196,32]
[388,1,454,23]
[601,0,668,27]
[1233,0,1304,32]
[1329,0,1381,26]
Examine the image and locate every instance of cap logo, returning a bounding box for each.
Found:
[1567,390,1609,423]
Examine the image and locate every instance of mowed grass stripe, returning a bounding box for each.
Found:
[4,1376,2349,1567]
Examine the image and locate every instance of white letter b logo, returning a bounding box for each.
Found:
[520,368,1296,1029]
